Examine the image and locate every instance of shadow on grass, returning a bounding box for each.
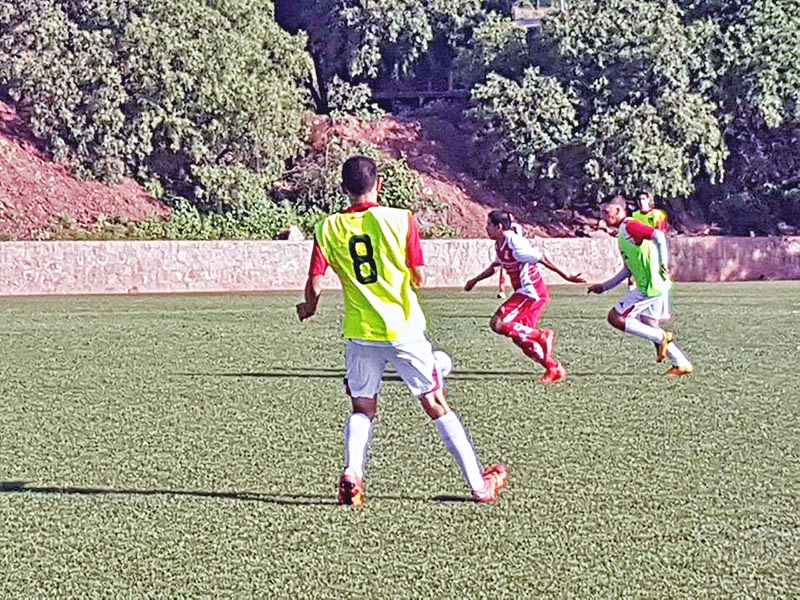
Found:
[178,369,540,381]
[0,481,472,505]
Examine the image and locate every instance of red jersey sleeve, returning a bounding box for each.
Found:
[308,237,329,276]
[625,218,657,245]
[406,213,424,268]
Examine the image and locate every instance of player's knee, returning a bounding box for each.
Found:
[351,397,377,420]
[419,389,450,420]
[490,315,509,335]
[607,309,625,330]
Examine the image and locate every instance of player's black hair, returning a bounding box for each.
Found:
[638,185,654,198]
[342,155,378,196]
[488,209,512,230]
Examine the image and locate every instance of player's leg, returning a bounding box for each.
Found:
[490,294,544,358]
[490,293,563,380]
[339,341,387,506]
[610,293,693,375]
[640,314,666,358]
[652,310,693,375]
[391,339,507,502]
[609,289,669,343]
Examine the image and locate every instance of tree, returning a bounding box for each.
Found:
[276,0,485,89]
[0,0,313,210]
[470,67,577,184]
[468,0,728,203]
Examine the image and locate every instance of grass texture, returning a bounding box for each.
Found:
[0,283,798,598]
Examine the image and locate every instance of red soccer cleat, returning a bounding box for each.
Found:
[337,469,364,507]
[473,463,509,503]
[538,362,567,384]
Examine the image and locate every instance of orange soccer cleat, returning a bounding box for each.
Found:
[538,362,567,384]
[472,463,509,503]
[337,469,364,507]
[665,364,695,377]
[657,331,674,362]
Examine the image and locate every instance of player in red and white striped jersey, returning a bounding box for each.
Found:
[465,210,585,383]
[496,216,525,299]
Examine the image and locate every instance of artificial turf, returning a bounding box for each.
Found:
[0,283,798,598]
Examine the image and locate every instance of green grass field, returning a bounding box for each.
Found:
[1,283,798,598]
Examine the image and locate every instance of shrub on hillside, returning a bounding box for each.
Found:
[276,138,439,214]
[0,0,312,211]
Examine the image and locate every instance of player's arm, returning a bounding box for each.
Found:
[655,211,668,232]
[465,263,499,291]
[587,266,631,294]
[410,266,425,290]
[539,256,586,284]
[296,238,327,321]
[297,274,323,320]
[407,213,425,290]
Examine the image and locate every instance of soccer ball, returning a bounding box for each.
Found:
[433,350,453,378]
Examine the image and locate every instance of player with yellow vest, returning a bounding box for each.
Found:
[587,196,694,376]
[632,187,668,231]
[296,155,507,506]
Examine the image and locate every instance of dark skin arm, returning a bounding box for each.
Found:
[296,274,323,321]
[464,264,499,291]
[539,256,586,283]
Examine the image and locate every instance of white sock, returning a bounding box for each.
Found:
[666,342,692,368]
[624,318,665,345]
[344,412,372,479]
[435,411,485,491]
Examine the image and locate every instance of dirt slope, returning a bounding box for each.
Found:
[0,103,591,240]
[0,102,168,240]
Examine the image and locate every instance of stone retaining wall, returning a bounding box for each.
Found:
[0,237,798,296]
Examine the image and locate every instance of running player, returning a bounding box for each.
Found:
[496,215,525,299]
[465,210,585,383]
[296,155,508,506]
[587,196,694,376]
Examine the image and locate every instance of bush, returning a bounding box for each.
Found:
[470,67,577,184]
[0,0,312,208]
[276,137,440,216]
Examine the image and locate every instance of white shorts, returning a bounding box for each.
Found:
[615,288,672,321]
[344,338,442,399]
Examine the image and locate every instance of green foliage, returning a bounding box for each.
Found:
[277,137,437,216]
[131,199,323,240]
[0,0,312,206]
[326,76,385,122]
[454,12,530,87]
[470,67,577,183]
[47,199,324,241]
[280,0,484,84]
[584,91,727,198]
[720,0,800,127]
[462,0,730,205]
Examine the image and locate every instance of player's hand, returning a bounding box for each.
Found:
[464,279,476,292]
[587,284,605,294]
[296,301,315,321]
[566,272,586,284]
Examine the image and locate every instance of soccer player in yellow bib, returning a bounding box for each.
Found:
[632,187,668,231]
[587,196,694,377]
[296,155,508,506]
